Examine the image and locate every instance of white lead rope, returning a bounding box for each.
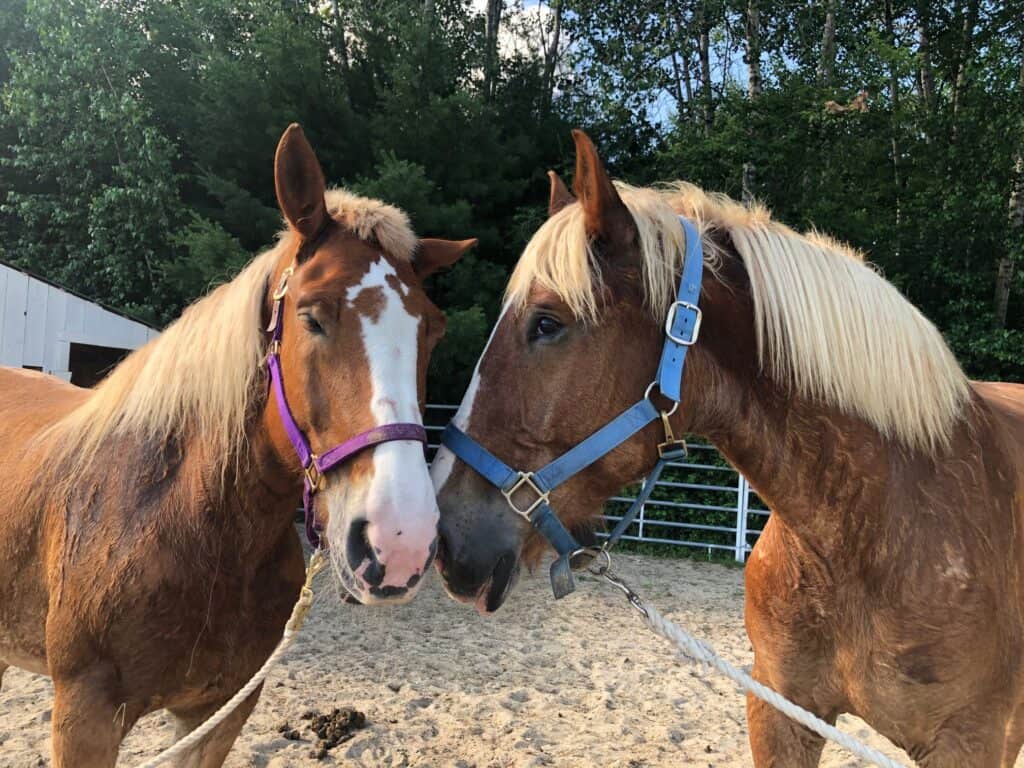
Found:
[133,550,327,768]
[578,547,907,768]
[638,601,907,768]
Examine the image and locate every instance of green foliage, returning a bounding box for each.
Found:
[0,0,1021,394]
[427,306,492,403]
[352,152,474,237]
[165,214,251,301]
[1,0,187,323]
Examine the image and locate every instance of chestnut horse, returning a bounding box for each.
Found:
[0,124,474,767]
[432,130,1024,766]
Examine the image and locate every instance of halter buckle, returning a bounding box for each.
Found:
[665,300,702,346]
[502,472,550,519]
[657,408,688,458]
[272,265,295,301]
[304,455,324,492]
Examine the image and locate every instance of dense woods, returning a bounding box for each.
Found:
[1,0,1022,398]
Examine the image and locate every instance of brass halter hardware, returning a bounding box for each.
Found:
[656,401,687,458]
[272,264,295,300]
[266,263,296,357]
[644,382,687,458]
[304,455,324,492]
[502,471,551,519]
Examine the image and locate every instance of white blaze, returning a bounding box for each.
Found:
[430,304,510,492]
[327,257,437,590]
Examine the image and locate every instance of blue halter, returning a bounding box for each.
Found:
[441,217,704,599]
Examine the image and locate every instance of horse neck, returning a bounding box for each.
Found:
[682,345,895,557]
[164,409,302,565]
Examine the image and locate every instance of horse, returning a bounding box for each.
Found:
[431,129,1024,767]
[0,123,475,767]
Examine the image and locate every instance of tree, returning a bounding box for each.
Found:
[1,0,186,323]
[1,0,1022,386]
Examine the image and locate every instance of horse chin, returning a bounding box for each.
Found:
[474,553,520,615]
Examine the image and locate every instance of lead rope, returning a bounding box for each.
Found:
[133,550,327,768]
[588,553,908,768]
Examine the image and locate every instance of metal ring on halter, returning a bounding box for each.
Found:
[643,382,679,416]
[568,545,606,572]
[578,546,612,575]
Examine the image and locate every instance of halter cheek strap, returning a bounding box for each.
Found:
[265,265,428,549]
[441,217,704,598]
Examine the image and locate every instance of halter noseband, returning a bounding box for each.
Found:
[266,264,428,549]
[441,217,703,599]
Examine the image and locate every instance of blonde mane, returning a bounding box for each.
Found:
[50,189,417,481]
[506,181,970,453]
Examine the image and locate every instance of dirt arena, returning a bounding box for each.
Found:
[2,551,929,767]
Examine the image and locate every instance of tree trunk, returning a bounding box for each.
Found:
[329,0,350,82]
[745,0,761,100]
[952,0,979,123]
[540,0,563,116]
[995,60,1024,328]
[817,0,838,85]
[681,52,694,112]
[698,1,713,136]
[743,0,760,203]
[916,0,934,111]
[995,150,1021,326]
[669,6,694,122]
[484,0,503,100]
[670,52,686,113]
[884,0,902,257]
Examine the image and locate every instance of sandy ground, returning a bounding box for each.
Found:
[1,552,942,767]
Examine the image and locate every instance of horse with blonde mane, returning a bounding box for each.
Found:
[0,124,475,767]
[432,130,1024,766]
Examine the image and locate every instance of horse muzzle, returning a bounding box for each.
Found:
[435,505,522,614]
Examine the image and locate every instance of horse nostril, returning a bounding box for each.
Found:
[435,532,449,568]
[345,518,382,582]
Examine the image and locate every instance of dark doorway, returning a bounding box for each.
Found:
[69,343,131,388]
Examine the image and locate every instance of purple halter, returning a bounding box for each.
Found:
[265,264,428,549]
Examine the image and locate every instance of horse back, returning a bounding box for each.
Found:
[0,366,88,424]
[974,381,1024,460]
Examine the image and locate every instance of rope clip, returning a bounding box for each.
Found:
[585,548,649,618]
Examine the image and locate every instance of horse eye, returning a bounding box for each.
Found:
[530,315,563,341]
[300,312,324,335]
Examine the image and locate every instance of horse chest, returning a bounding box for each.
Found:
[44,525,305,714]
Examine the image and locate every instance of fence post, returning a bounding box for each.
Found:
[637,475,647,540]
[735,475,750,563]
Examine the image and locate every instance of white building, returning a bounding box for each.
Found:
[0,262,158,386]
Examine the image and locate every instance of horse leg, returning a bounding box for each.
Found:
[0,662,8,691]
[168,684,263,768]
[746,672,831,768]
[910,710,1010,768]
[51,667,134,768]
[744,525,835,768]
[996,699,1024,768]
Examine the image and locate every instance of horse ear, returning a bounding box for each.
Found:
[274,123,328,241]
[414,238,478,279]
[571,129,635,244]
[548,170,575,217]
